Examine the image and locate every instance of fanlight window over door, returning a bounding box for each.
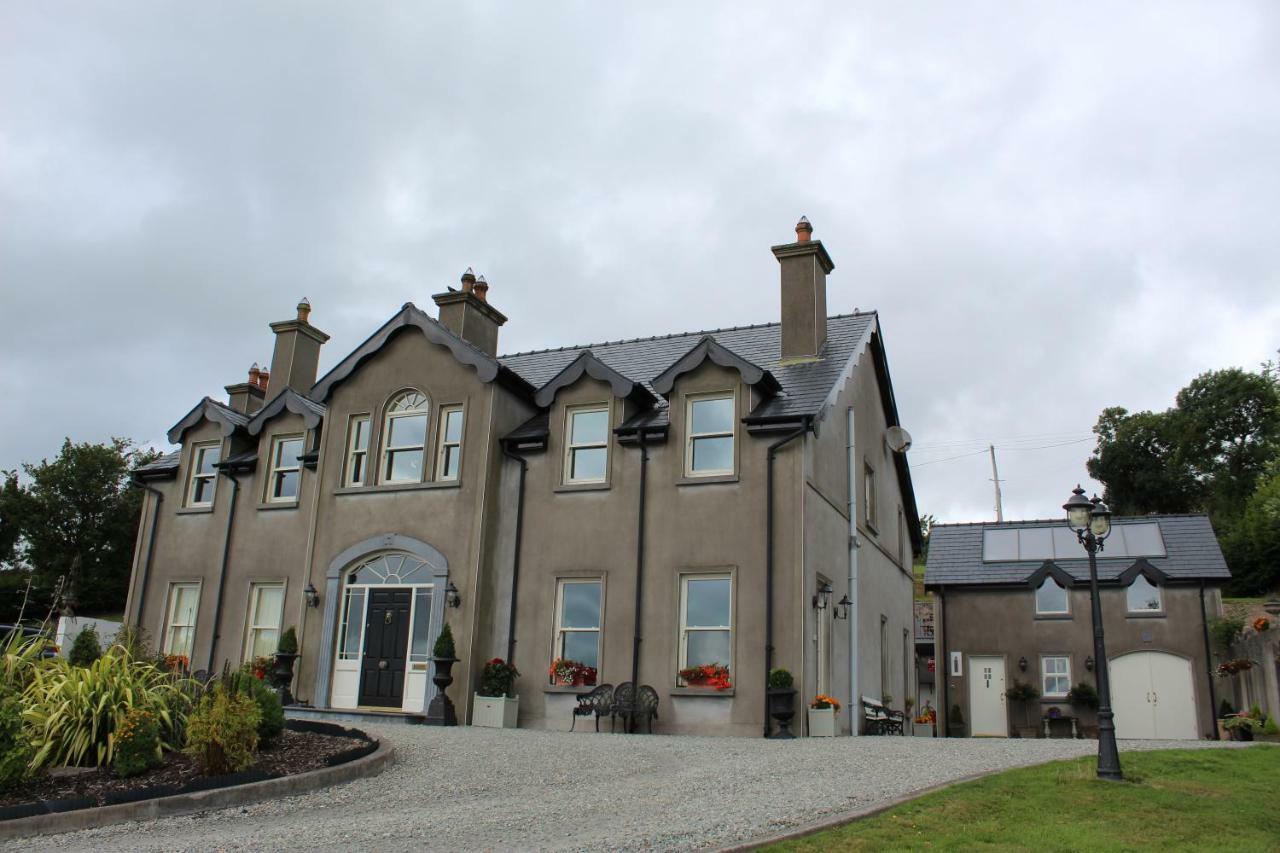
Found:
[346,552,432,585]
[338,552,437,663]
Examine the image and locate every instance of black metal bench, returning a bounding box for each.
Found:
[608,682,660,733]
[862,696,904,735]
[571,684,614,732]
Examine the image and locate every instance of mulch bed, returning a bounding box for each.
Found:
[0,727,367,811]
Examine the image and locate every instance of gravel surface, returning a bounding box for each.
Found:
[9,727,1248,852]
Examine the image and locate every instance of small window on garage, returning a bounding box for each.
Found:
[1126,574,1163,613]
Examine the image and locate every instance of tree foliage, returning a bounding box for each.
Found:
[1,438,158,618]
[1088,365,1280,595]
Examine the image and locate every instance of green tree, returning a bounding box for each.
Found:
[4,439,158,616]
[1222,465,1280,595]
[1086,407,1200,515]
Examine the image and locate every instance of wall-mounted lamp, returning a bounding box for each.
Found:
[1085,656,1094,672]
[445,581,461,608]
[304,582,320,609]
[812,581,834,611]
[833,595,852,621]
[1018,656,1029,672]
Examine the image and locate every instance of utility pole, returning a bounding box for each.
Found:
[989,444,1004,522]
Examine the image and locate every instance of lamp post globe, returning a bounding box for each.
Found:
[1063,485,1093,532]
[1089,495,1113,541]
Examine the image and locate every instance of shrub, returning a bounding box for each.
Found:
[1262,717,1280,736]
[477,658,520,697]
[68,625,102,667]
[111,624,155,661]
[232,667,284,744]
[433,623,456,659]
[22,646,194,769]
[1,630,48,693]
[1067,682,1100,710]
[1005,680,1040,702]
[184,688,260,775]
[1208,616,1245,651]
[112,707,162,777]
[0,689,31,791]
[767,668,793,690]
[277,626,299,655]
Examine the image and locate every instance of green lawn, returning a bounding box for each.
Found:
[767,747,1280,852]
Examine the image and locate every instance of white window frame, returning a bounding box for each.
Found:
[186,441,221,507]
[551,578,603,677]
[162,582,201,658]
[382,390,430,484]
[344,414,371,487]
[678,572,734,680]
[435,405,464,482]
[863,461,878,530]
[684,392,735,477]
[242,582,286,661]
[563,404,610,484]
[266,434,305,502]
[1126,575,1163,613]
[1041,654,1071,698]
[1035,577,1070,616]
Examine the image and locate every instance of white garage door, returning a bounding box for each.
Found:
[1109,652,1198,740]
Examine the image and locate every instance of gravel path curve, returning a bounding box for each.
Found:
[8,728,1248,852]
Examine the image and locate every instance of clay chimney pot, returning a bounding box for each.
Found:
[460,267,476,293]
[248,363,261,385]
[474,274,489,302]
[297,297,311,323]
[795,216,813,242]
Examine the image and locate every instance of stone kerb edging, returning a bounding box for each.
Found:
[0,734,393,841]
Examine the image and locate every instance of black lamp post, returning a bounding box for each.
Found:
[1063,485,1123,781]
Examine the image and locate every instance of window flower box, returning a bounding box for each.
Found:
[678,663,732,690]
[548,658,597,687]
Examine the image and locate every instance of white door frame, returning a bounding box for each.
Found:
[968,654,1008,737]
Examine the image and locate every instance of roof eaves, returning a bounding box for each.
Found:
[166,397,248,445]
[650,335,780,396]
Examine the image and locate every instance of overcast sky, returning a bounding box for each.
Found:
[2,3,1277,523]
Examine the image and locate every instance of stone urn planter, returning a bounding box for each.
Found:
[270,652,299,706]
[472,695,519,728]
[768,688,797,739]
[807,706,836,737]
[426,656,459,726]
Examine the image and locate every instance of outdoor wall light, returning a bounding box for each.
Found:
[1018,656,1028,672]
[812,580,833,611]
[1085,656,1095,672]
[445,581,462,608]
[833,595,852,621]
[304,582,320,609]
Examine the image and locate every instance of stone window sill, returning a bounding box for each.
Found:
[257,501,299,511]
[1125,611,1166,619]
[175,505,214,515]
[676,474,739,487]
[334,481,461,496]
[1033,613,1073,621]
[670,686,735,697]
[554,482,611,494]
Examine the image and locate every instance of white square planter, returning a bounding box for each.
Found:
[808,707,837,737]
[912,722,935,738]
[472,695,519,728]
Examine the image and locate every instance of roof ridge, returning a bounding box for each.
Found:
[498,311,874,360]
[932,512,1210,529]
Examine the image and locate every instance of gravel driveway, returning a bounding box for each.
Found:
[10,727,1246,852]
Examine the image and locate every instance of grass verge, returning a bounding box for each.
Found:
[766,746,1279,852]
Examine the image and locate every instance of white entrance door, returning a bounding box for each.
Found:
[1109,652,1198,740]
[968,655,1007,736]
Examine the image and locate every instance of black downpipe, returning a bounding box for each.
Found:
[630,430,649,693]
[206,470,240,675]
[501,445,528,664]
[130,477,164,629]
[939,588,950,737]
[1199,580,1220,740]
[764,419,810,737]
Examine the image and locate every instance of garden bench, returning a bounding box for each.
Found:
[609,682,659,733]
[570,684,614,732]
[861,696,904,735]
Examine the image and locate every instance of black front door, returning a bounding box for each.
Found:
[359,588,412,708]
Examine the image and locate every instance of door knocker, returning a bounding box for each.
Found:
[384,610,393,624]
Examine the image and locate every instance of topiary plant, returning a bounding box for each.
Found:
[1067,681,1100,710]
[69,625,102,667]
[767,667,793,690]
[276,626,298,655]
[433,623,456,660]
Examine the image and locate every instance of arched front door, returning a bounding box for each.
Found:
[1109,652,1198,740]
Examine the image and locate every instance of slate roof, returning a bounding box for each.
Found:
[499,313,877,422]
[924,514,1231,587]
[134,450,181,477]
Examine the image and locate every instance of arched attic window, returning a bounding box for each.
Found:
[1034,577,1069,615]
[383,390,430,483]
[1126,574,1163,613]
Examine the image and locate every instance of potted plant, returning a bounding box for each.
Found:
[271,626,300,705]
[678,663,732,690]
[472,657,520,728]
[1005,679,1040,738]
[426,623,459,726]
[947,704,965,738]
[1222,713,1258,742]
[767,667,797,739]
[913,703,937,737]
[808,694,840,737]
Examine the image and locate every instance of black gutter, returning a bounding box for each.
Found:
[129,476,165,629]
[206,469,240,674]
[501,444,529,664]
[764,417,811,737]
[1199,580,1220,740]
[630,429,650,694]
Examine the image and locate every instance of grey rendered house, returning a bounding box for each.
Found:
[127,219,922,736]
[925,515,1230,740]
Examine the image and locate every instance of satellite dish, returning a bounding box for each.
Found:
[886,426,913,453]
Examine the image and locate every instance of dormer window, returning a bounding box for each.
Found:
[564,405,609,484]
[685,393,735,476]
[267,435,304,502]
[382,391,429,483]
[1126,574,1163,613]
[186,442,221,507]
[1035,577,1069,615]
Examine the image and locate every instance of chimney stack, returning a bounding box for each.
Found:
[226,363,267,414]
[771,216,834,363]
[433,268,507,356]
[266,298,330,399]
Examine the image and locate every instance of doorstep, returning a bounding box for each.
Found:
[285,705,427,726]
